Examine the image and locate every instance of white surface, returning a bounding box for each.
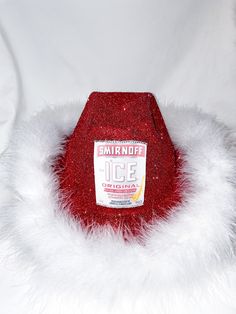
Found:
[0,0,236,151]
[0,22,19,153]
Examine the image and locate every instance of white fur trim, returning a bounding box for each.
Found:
[0,104,236,314]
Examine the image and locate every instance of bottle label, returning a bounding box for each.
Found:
[94,141,147,208]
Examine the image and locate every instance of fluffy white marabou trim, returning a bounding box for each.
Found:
[0,104,236,314]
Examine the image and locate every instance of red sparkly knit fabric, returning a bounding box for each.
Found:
[55,92,183,236]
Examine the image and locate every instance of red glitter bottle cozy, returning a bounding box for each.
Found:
[57,92,182,235]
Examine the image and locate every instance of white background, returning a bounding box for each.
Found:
[0,1,236,310]
[0,0,236,154]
